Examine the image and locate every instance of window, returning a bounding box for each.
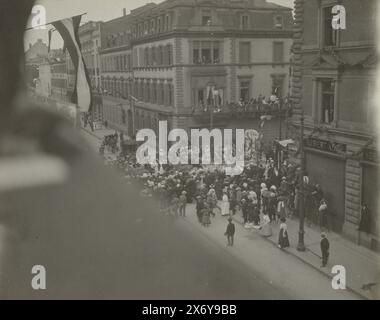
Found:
[120,55,125,71]
[167,44,173,65]
[323,6,337,47]
[165,15,170,30]
[201,41,212,64]
[152,82,157,103]
[146,82,150,102]
[144,48,149,66]
[157,18,162,33]
[240,80,250,102]
[158,82,164,104]
[116,56,120,71]
[274,15,283,29]
[213,41,220,63]
[128,55,132,70]
[168,83,173,107]
[152,47,156,66]
[242,15,249,30]
[273,42,284,63]
[193,41,221,64]
[202,16,212,26]
[193,41,201,64]
[138,82,143,100]
[158,46,163,65]
[272,75,284,98]
[321,80,335,124]
[239,42,251,64]
[198,89,205,105]
[124,81,128,98]
[138,24,143,37]
[151,20,155,33]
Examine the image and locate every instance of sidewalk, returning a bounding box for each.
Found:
[230,207,380,300]
[80,127,380,299]
[178,204,360,299]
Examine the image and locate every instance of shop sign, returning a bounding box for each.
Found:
[304,137,347,154]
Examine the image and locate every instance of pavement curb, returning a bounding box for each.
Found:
[230,215,369,300]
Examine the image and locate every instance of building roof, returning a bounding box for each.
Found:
[136,0,292,18]
[103,0,290,29]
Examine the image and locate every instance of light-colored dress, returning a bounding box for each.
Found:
[260,214,272,237]
[221,194,230,216]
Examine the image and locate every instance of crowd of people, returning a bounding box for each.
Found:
[103,143,333,250]
[196,94,292,117]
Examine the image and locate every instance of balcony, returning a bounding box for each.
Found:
[192,101,291,124]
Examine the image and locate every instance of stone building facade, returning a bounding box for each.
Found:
[98,0,293,140]
[291,0,379,250]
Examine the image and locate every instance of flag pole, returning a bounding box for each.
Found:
[25,13,87,31]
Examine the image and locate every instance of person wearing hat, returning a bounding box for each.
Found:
[201,203,212,227]
[259,212,272,237]
[236,187,242,213]
[320,233,330,267]
[221,191,230,216]
[195,195,205,223]
[240,198,249,224]
[179,191,187,218]
[171,194,180,218]
[225,218,236,247]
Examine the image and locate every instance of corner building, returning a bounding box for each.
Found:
[99,0,293,141]
[291,0,379,250]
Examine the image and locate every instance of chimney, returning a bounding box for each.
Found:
[123,8,126,16]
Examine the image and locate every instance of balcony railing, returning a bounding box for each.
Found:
[192,101,291,121]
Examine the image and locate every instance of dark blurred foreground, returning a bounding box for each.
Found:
[0,104,287,300]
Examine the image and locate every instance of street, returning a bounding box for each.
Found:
[80,128,361,300]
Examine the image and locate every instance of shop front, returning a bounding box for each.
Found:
[304,137,347,232]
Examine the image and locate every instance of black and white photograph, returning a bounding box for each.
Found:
[0,0,379,304]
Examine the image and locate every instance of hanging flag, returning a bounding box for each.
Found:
[52,15,92,113]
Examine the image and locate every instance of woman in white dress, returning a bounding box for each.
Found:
[221,192,230,216]
[259,212,272,237]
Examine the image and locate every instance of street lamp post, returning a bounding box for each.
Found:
[210,101,214,130]
[279,99,282,140]
[297,112,306,252]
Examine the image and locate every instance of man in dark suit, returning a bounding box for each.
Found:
[320,232,330,268]
[225,218,236,247]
